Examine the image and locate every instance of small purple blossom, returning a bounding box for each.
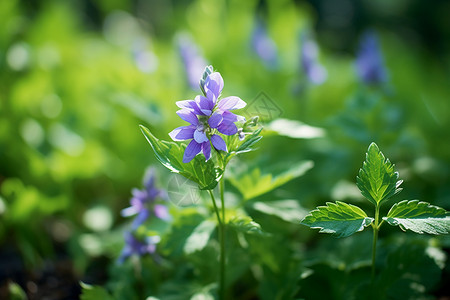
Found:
[118,231,160,263]
[356,31,387,85]
[121,168,170,230]
[301,35,327,85]
[176,33,208,90]
[169,68,246,163]
[251,20,278,69]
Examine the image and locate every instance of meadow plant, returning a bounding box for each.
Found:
[301,143,450,282]
[140,66,262,299]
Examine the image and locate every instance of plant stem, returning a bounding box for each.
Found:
[208,187,225,300]
[371,204,380,282]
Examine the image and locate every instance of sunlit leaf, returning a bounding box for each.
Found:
[356,142,402,206]
[252,200,309,223]
[228,216,266,236]
[184,219,216,254]
[140,125,223,190]
[383,200,450,234]
[301,201,374,238]
[227,160,313,200]
[265,118,325,139]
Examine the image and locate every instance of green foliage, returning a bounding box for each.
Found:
[227,160,313,200]
[8,282,27,300]
[183,219,216,254]
[252,199,309,223]
[384,200,450,234]
[228,216,265,236]
[356,142,403,206]
[225,127,263,162]
[80,282,114,300]
[140,125,223,190]
[301,201,373,238]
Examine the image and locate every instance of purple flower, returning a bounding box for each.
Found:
[356,31,387,85]
[176,33,208,90]
[121,168,170,230]
[118,231,160,263]
[301,35,327,85]
[169,69,246,163]
[251,20,278,69]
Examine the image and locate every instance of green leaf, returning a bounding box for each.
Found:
[356,142,402,206]
[252,199,309,223]
[227,160,313,200]
[8,282,27,300]
[183,219,216,254]
[80,282,114,300]
[228,216,266,236]
[224,127,263,164]
[383,200,450,234]
[301,201,374,238]
[140,125,223,190]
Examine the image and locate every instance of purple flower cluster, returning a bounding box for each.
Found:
[169,68,246,163]
[119,168,169,263]
[356,31,387,85]
[301,35,327,85]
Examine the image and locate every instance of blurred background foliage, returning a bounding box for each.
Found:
[1,0,449,298]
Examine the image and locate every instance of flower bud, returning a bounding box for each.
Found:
[199,65,214,95]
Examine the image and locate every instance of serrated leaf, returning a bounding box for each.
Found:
[301,201,374,238]
[383,200,450,234]
[228,216,266,236]
[356,142,402,206]
[140,125,223,190]
[183,219,216,254]
[227,160,313,200]
[80,282,114,300]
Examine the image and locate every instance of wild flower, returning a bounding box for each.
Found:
[169,66,246,163]
[356,31,387,85]
[251,19,278,69]
[301,35,327,85]
[121,168,170,230]
[118,231,160,263]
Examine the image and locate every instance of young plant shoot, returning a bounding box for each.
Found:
[301,142,450,280]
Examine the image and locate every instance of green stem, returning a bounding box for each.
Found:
[371,204,380,282]
[208,186,225,300]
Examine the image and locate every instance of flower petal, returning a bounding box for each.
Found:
[183,140,202,163]
[194,129,208,143]
[131,209,150,230]
[169,125,196,141]
[218,122,238,135]
[211,134,227,152]
[176,100,202,114]
[202,141,211,161]
[204,72,224,100]
[221,110,239,123]
[217,96,246,111]
[177,109,199,125]
[197,95,213,116]
[208,112,223,128]
[154,204,171,220]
